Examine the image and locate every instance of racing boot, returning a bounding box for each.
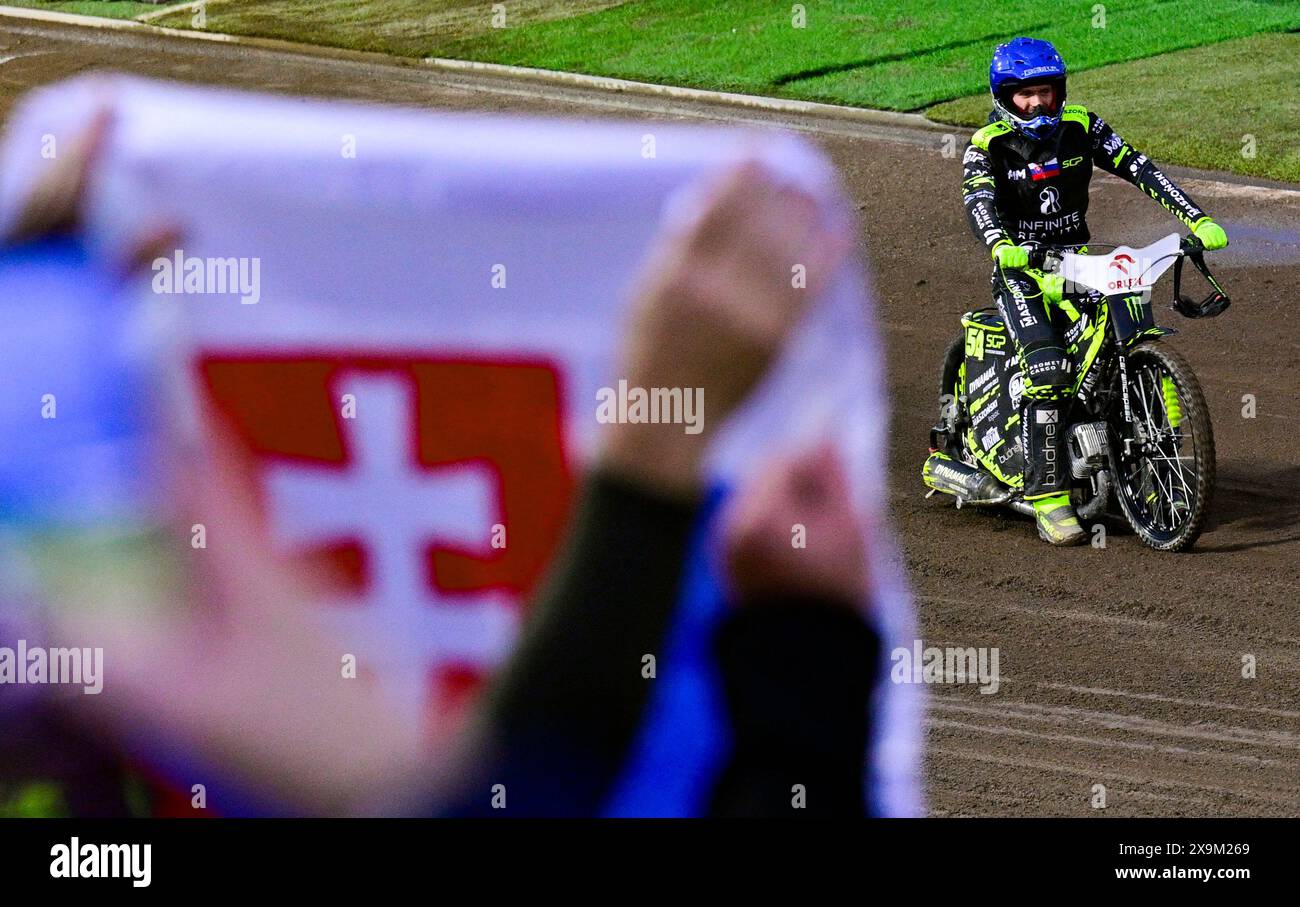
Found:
[1030,492,1085,545]
[1022,398,1086,546]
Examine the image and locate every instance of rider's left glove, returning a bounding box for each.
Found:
[1192,217,1228,251]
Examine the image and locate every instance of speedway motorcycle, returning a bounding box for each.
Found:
[923,233,1229,551]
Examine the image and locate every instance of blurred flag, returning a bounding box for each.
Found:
[0,75,922,816]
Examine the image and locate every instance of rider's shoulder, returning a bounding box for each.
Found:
[1060,104,1092,129]
[970,119,1013,152]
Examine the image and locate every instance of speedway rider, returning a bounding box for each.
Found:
[961,36,1228,545]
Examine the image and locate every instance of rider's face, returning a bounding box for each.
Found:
[1013,84,1057,116]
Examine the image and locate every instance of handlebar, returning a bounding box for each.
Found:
[1022,235,1229,319]
[1026,246,1057,271]
[1173,234,1231,318]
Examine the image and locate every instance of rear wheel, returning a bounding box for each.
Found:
[1109,342,1215,551]
[934,330,969,460]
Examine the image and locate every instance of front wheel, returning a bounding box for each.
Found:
[1108,342,1216,551]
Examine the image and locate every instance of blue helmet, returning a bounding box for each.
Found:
[989,37,1067,140]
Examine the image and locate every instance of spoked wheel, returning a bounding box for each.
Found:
[1109,342,1215,551]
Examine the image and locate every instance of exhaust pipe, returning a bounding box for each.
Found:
[923,452,1012,506]
[1007,500,1036,518]
[925,449,1102,521]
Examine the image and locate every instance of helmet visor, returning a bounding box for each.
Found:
[997,78,1065,120]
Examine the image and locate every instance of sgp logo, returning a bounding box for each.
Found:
[1038,186,1060,215]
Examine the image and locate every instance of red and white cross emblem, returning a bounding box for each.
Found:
[198,352,575,732]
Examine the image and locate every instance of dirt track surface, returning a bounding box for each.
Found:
[4,16,1297,817]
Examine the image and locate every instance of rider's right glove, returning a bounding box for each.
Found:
[991,239,1029,270]
[1191,217,1228,251]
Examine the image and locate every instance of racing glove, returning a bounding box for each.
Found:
[991,239,1029,269]
[1192,217,1228,251]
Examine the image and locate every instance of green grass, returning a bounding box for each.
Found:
[143,0,1300,110]
[154,1,628,55]
[15,0,1297,181]
[929,33,1300,183]
[3,1,160,18]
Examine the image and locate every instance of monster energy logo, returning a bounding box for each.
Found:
[1124,294,1145,322]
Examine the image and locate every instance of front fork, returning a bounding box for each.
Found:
[1116,352,1144,456]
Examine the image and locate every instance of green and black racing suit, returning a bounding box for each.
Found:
[960,104,1212,499]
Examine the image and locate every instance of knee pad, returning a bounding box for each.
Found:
[1020,342,1073,400]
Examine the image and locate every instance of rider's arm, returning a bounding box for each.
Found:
[961,141,1012,253]
[1085,110,1207,231]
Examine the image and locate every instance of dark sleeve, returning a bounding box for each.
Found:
[435,467,701,817]
[708,601,880,818]
[0,703,139,818]
[962,141,1011,253]
[1087,111,1207,230]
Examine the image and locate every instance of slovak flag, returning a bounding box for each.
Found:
[1028,157,1061,181]
[0,75,923,817]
